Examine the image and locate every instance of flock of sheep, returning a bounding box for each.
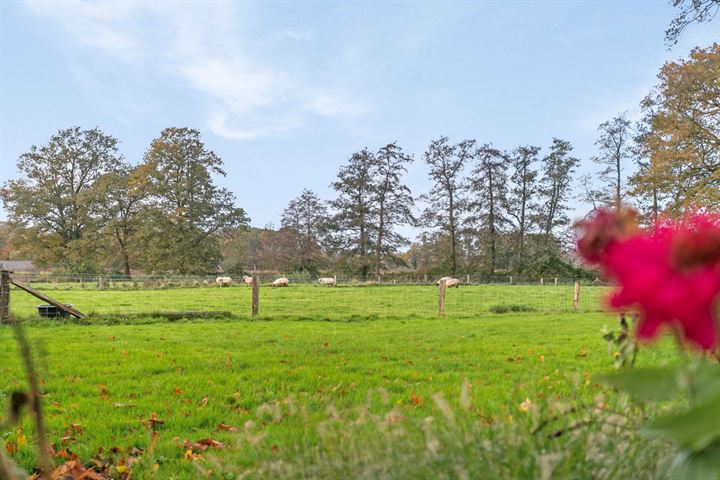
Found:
[215,275,461,288]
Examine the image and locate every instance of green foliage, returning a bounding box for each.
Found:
[596,368,681,401]
[598,361,720,479]
[0,127,124,272]
[136,128,249,274]
[512,254,594,278]
[489,304,535,314]
[280,189,329,274]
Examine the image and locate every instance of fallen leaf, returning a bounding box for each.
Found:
[45,460,107,480]
[216,423,238,432]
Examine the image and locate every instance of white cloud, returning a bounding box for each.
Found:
[22,0,370,140]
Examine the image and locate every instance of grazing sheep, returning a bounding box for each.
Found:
[318,277,336,287]
[215,276,233,287]
[243,275,254,286]
[272,277,289,287]
[435,276,460,288]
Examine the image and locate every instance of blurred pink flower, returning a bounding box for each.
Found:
[576,209,720,351]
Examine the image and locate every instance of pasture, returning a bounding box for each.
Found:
[7,282,609,321]
[1,284,676,478]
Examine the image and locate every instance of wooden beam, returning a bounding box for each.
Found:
[251,275,259,318]
[9,278,85,319]
[0,270,10,324]
[438,279,446,317]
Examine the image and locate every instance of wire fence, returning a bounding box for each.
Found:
[8,272,607,291]
[6,273,613,320]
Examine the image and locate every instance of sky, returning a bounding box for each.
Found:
[1,0,718,234]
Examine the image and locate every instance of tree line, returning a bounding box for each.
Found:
[1,43,717,277]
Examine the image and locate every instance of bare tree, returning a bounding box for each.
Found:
[467,144,509,274]
[666,0,720,45]
[538,138,580,241]
[281,189,328,274]
[506,145,540,260]
[420,137,474,275]
[587,114,633,208]
[371,143,415,281]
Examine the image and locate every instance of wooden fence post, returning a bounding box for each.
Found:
[252,275,259,318]
[540,278,544,285]
[509,275,513,284]
[554,277,558,286]
[1,270,10,324]
[466,274,470,284]
[574,281,581,310]
[438,279,447,317]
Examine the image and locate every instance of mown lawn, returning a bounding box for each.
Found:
[0,311,676,478]
[7,283,609,320]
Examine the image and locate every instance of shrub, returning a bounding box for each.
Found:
[490,304,536,314]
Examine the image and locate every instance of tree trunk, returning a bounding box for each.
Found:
[616,154,622,208]
[488,169,496,274]
[375,199,385,283]
[448,193,457,275]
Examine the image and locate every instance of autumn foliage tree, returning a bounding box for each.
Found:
[136,128,249,274]
[632,43,720,215]
[0,127,124,272]
[89,167,147,276]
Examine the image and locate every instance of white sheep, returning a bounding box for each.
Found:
[435,276,460,288]
[215,276,233,287]
[272,277,289,287]
[243,275,254,286]
[318,277,336,287]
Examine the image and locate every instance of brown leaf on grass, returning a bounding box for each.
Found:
[183,449,203,461]
[183,438,225,451]
[196,438,224,450]
[46,460,108,480]
[173,388,182,396]
[408,393,424,407]
[198,397,209,408]
[5,440,17,455]
[54,447,79,461]
[216,423,238,432]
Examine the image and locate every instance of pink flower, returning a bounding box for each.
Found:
[576,209,720,351]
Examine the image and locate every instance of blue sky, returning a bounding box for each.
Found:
[1,0,718,232]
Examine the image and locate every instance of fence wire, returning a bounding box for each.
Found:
[6,273,611,320]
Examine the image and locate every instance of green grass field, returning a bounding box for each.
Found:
[7,283,609,320]
[1,285,677,478]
